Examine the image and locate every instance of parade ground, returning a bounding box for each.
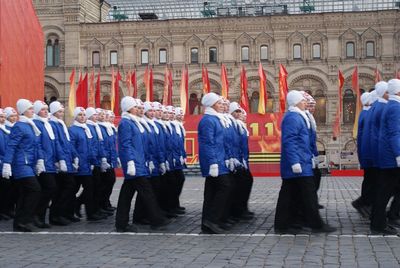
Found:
[0,176,399,268]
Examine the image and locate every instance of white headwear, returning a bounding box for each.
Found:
[201,93,221,107]
[0,109,5,116]
[136,99,144,108]
[85,107,97,119]
[0,109,10,134]
[49,101,64,114]
[369,90,378,104]
[360,92,371,106]
[152,102,162,111]
[175,107,184,116]
[229,102,241,114]
[166,105,175,113]
[388,79,400,95]
[4,107,17,118]
[375,81,388,97]
[144,102,154,113]
[33,100,48,115]
[16,99,33,115]
[287,90,306,107]
[121,96,137,112]
[73,107,86,119]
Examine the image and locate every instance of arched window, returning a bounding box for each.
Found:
[241,46,249,62]
[250,91,259,113]
[209,47,217,63]
[343,89,356,124]
[314,90,326,124]
[260,45,268,61]
[191,48,199,63]
[346,42,355,58]
[366,41,375,58]
[159,49,167,64]
[312,43,321,59]
[189,93,201,115]
[110,50,118,65]
[46,40,54,67]
[101,95,111,110]
[54,40,60,66]
[92,51,100,67]
[266,91,273,112]
[141,49,149,64]
[293,44,302,59]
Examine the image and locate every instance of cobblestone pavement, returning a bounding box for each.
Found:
[0,176,400,267]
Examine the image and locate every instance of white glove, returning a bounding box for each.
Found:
[209,164,218,178]
[173,158,176,167]
[233,158,241,167]
[165,161,170,171]
[225,159,230,168]
[312,156,319,169]
[127,160,136,176]
[228,158,235,172]
[59,160,68,173]
[36,159,46,176]
[72,157,79,171]
[117,157,122,168]
[180,156,185,165]
[149,161,155,173]
[396,156,400,167]
[90,165,94,171]
[159,163,166,175]
[101,157,111,172]
[2,163,12,179]
[291,163,302,174]
[243,159,248,170]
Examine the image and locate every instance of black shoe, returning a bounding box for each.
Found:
[13,223,36,232]
[274,227,300,235]
[103,206,115,212]
[151,218,172,230]
[225,218,237,225]
[219,222,233,230]
[352,200,369,217]
[173,209,185,215]
[165,211,179,218]
[116,224,138,233]
[371,226,398,235]
[87,213,105,222]
[312,224,337,233]
[50,216,70,226]
[133,218,151,225]
[177,206,186,211]
[99,208,114,216]
[318,204,325,209]
[388,219,400,228]
[0,213,11,220]
[33,217,51,229]
[202,220,225,234]
[65,215,81,223]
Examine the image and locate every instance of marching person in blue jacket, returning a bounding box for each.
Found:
[0,108,13,220]
[198,92,233,234]
[274,90,335,234]
[69,107,104,222]
[371,79,400,235]
[32,100,58,228]
[2,99,43,232]
[4,107,18,130]
[48,101,79,225]
[115,97,170,232]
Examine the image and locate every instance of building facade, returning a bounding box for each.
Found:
[33,0,400,167]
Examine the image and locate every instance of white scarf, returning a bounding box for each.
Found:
[35,115,55,140]
[163,120,173,134]
[155,118,167,131]
[5,120,14,128]
[50,115,70,141]
[363,106,371,111]
[288,106,310,129]
[145,116,159,134]
[139,117,152,133]
[171,121,182,137]
[177,121,186,137]
[111,124,117,133]
[0,124,10,135]
[204,107,228,128]
[19,116,41,136]
[121,112,144,133]
[98,121,114,136]
[224,114,233,127]
[378,97,388,104]
[73,120,93,139]
[227,114,239,128]
[305,110,317,131]
[86,119,104,141]
[389,95,400,103]
[236,120,249,136]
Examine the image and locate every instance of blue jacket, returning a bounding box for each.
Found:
[223,122,235,161]
[306,112,318,158]
[170,123,185,170]
[69,125,94,176]
[34,119,58,173]
[3,122,42,179]
[99,124,118,168]
[162,122,174,170]
[145,121,162,176]
[49,120,77,173]
[239,126,249,167]
[378,99,400,169]
[228,119,242,163]
[155,121,167,166]
[370,101,387,167]
[118,118,150,179]
[86,124,106,167]
[0,128,9,166]
[198,114,230,177]
[280,111,313,179]
[357,109,373,168]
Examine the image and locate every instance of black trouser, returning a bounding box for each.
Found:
[0,177,14,215]
[313,168,322,193]
[357,168,379,207]
[159,171,176,212]
[115,177,165,229]
[13,177,41,227]
[202,174,233,224]
[274,176,323,230]
[230,169,253,218]
[101,169,116,209]
[370,168,400,230]
[132,176,162,222]
[388,192,400,219]
[92,166,103,213]
[172,169,185,210]
[51,173,76,219]
[35,173,57,222]
[74,175,96,218]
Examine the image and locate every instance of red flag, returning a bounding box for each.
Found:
[76,72,88,108]
[221,64,229,99]
[278,64,288,114]
[202,65,210,94]
[333,70,345,139]
[374,67,382,84]
[88,70,95,107]
[240,66,249,113]
[144,66,153,101]
[68,69,76,116]
[114,70,121,116]
[95,71,101,108]
[258,63,268,115]
[163,67,173,106]
[131,69,137,98]
[125,70,132,96]
[180,66,189,115]
[352,66,361,138]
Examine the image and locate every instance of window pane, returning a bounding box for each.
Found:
[110,51,118,65]
[260,45,268,60]
[209,47,217,63]
[366,41,374,57]
[54,40,60,66]
[241,46,249,62]
[46,40,53,66]
[312,43,321,59]
[92,51,100,66]
[293,44,301,59]
[191,48,198,63]
[346,42,354,58]
[141,50,149,64]
[159,49,167,64]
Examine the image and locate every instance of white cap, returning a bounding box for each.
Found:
[152,102,162,111]
[49,101,64,114]
[166,105,175,113]
[136,99,144,108]
[375,81,388,97]
[4,107,17,118]
[175,107,184,116]
[201,92,221,107]
[161,105,168,113]
[369,90,378,104]
[96,108,104,114]
[85,107,97,119]
[229,102,241,114]
[33,100,48,115]
[73,107,86,119]
[121,96,137,112]
[388,79,400,95]
[16,99,33,115]
[144,102,154,113]
[286,90,306,107]
[360,92,370,106]
[0,109,5,116]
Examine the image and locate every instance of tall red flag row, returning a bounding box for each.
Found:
[239,65,249,113]
[258,63,268,115]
